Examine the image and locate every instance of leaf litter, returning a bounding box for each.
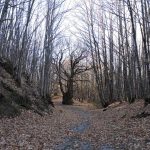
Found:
[0,99,150,149]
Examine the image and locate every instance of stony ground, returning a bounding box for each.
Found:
[0,98,150,150]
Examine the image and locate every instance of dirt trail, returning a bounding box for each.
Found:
[0,98,150,149]
[54,99,117,150]
[54,99,150,150]
[55,99,93,150]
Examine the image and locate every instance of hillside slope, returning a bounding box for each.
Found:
[0,57,53,118]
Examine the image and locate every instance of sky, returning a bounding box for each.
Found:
[61,0,80,39]
[31,0,143,51]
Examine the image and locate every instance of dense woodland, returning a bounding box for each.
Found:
[0,0,149,106]
[0,0,150,149]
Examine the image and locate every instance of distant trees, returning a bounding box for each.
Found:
[73,71,96,102]
[0,0,67,102]
[0,0,149,107]
[75,0,150,107]
[40,0,66,99]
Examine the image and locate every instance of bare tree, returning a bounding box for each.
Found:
[75,0,150,107]
[55,41,89,105]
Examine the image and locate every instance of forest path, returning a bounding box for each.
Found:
[53,99,150,150]
[0,98,149,149]
[54,98,115,150]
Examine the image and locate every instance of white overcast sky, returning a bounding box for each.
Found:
[62,0,80,38]
[33,0,142,46]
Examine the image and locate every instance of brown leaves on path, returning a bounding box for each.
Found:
[0,99,150,149]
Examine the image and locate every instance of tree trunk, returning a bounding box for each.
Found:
[62,91,74,105]
[62,78,74,105]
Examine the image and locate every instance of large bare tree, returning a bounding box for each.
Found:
[55,41,89,104]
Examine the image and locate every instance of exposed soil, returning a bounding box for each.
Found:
[0,98,150,149]
[0,57,53,118]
